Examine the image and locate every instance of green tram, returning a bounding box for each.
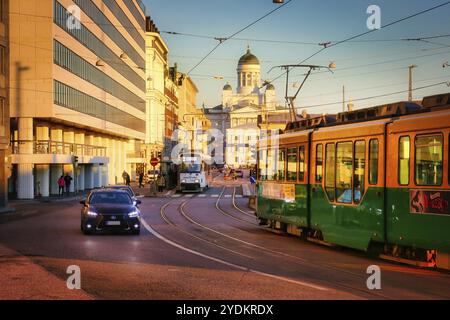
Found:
[256,93,450,269]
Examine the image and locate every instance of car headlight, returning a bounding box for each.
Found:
[87,210,98,217]
[128,209,140,218]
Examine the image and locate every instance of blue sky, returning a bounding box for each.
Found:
[143,0,450,113]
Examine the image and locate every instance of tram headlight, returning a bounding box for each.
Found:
[181,179,186,183]
[195,179,200,184]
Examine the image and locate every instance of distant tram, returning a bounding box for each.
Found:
[256,93,450,270]
[177,152,210,193]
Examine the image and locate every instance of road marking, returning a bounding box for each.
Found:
[184,194,194,198]
[224,195,232,198]
[235,195,243,198]
[141,216,329,292]
[171,194,182,198]
[211,195,219,198]
[198,194,207,198]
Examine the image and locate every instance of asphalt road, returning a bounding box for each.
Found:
[0,177,449,300]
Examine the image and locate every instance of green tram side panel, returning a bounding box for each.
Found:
[386,188,450,253]
[256,183,308,227]
[310,185,385,251]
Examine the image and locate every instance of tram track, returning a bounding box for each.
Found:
[215,187,259,226]
[140,188,449,299]
[175,191,397,299]
[232,186,257,218]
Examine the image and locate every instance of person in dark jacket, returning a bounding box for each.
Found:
[138,172,144,188]
[64,174,73,196]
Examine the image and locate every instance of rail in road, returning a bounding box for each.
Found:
[140,186,450,299]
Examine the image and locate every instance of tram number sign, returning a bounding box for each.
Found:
[150,158,159,167]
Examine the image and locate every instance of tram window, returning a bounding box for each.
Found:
[325,144,336,201]
[415,134,443,186]
[277,149,286,181]
[369,139,379,185]
[299,146,306,182]
[258,149,267,181]
[399,136,410,185]
[316,144,323,183]
[354,141,366,203]
[336,142,353,204]
[287,148,298,182]
[267,148,276,181]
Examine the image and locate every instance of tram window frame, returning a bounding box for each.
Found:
[369,139,379,185]
[335,142,353,204]
[316,144,323,183]
[398,136,411,186]
[353,140,366,204]
[266,148,276,181]
[277,149,286,181]
[258,148,268,181]
[325,143,336,201]
[298,145,306,182]
[286,148,298,182]
[414,133,443,187]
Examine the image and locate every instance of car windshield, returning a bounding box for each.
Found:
[110,187,134,197]
[90,192,132,205]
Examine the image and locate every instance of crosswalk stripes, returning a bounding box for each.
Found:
[224,195,232,198]
[235,195,243,198]
[198,194,207,198]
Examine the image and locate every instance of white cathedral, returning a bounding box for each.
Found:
[214,47,288,168]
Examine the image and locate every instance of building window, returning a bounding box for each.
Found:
[325,143,336,201]
[0,46,6,75]
[399,136,410,185]
[415,134,443,186]
[315,144,323,183]
[354,141,366,203]
[369,139,379,185]
[0,98,5,137]
[287,148,297,182]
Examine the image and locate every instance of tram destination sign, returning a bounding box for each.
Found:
[410,190,450,216]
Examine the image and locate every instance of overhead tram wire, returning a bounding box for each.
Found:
[266,1,450,88]
[186,0,293,75]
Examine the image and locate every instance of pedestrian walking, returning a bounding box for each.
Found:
[122,171,128,185]
[139,172,144,188]
[156,174,166,193]
[57,175,65,196]
[126,173,131,186]
[64,173,73,196]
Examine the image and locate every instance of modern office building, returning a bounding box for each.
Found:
[0,0,10,209]
[9,0,147,199]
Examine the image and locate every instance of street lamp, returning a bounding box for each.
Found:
[443,61,449,68]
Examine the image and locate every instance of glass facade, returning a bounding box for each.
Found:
[124,0,146,31]
[54,0,145,91]
[73,0,144,69]
[54,40,145,112]
[54,80,145,133]
[103,0,145,49]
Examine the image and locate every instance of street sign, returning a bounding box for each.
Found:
[150,157,159,167]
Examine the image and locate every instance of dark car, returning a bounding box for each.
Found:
[106,185,139,204]
[80,189,141,235]
[235,170,244,178]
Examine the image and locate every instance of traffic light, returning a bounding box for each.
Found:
[73,156,79,163]
[157,152,162,159]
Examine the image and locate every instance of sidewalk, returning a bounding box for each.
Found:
[0,244,92,300]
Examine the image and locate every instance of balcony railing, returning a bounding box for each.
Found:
[11,140,107,157]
